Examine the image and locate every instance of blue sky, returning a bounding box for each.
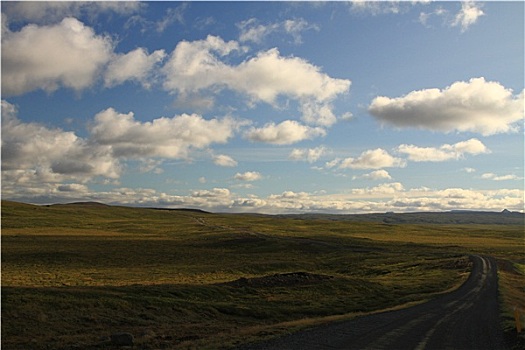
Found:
[1,1,524,213]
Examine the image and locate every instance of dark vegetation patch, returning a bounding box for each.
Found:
[223,272,334,288]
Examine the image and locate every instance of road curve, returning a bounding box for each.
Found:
[238,255,508,350]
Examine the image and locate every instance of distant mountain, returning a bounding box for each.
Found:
[53,201,111,207]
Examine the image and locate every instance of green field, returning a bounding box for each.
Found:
[2,201,524,349]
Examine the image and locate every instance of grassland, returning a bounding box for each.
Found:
[1,200,524,349]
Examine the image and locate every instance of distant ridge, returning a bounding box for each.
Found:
[283,210,524,225]
[1,200,522,225]
[145,207,211,214]
[55,202,211,214]
[52,201,111,207]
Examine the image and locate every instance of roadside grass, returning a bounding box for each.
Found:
[1,200,523,349]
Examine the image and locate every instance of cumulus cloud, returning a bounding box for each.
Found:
[351,182,405,196]
[1,101,249,199]
[397,138,490,162]
[245,120,326,145]
[451,1,484,32]
[192,188,231,198]
[1,100,121,186]
[213,154,238,167]
[2,17,113,96]
[162,36,350,126]
[161,35,246,93]
[289,146,328,163]
[90,108,242,159]
[234,48,350,111]
[354,170,392,180]
[339,148,406,169]
[104,48,166,88]
[234,171,263,182]
[369,78,524,135]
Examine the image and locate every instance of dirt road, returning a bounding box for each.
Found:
[238,255,508,350]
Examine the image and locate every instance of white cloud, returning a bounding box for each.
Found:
[351,182,405,196]
[349,1,403,15]
[192,188,231,198]
[161,35,245,93]
[4,177,523,214]
[418,2,483,31]
[369,78,524,135]
[451,1,484,32]
[354,170,392,180]
[339,148,406,169]
[156,4,187,32]
[234,48,349,112]
[2,18,113,96]
[397,138,489,162]
[138,159,164,174]
[2,1,143,24]
[104,48,166,88]
[340,112,354,121]
[162,36,350,126]
[90,108,242,159]
[123,3,188,34]
[289,146,328,163]
[325,158,342,169]
[237,17,318,44]
[481,173,523,181]
[245,120,326,145]
[283,18,319,44]
[237,18,279,44]
[1,101,249,199]
[1,100,121,187]
[234,171,263,182]
[300,101,337,127]
[213,154,238,167]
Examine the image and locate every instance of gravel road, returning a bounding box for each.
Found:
[238,255,508,350]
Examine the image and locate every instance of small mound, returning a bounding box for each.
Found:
[224,272,333,288]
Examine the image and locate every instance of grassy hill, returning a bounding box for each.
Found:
[2,200,524,349]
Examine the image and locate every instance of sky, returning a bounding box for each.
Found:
[1,0,524,214]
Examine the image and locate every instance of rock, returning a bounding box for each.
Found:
[110,332,134,347]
